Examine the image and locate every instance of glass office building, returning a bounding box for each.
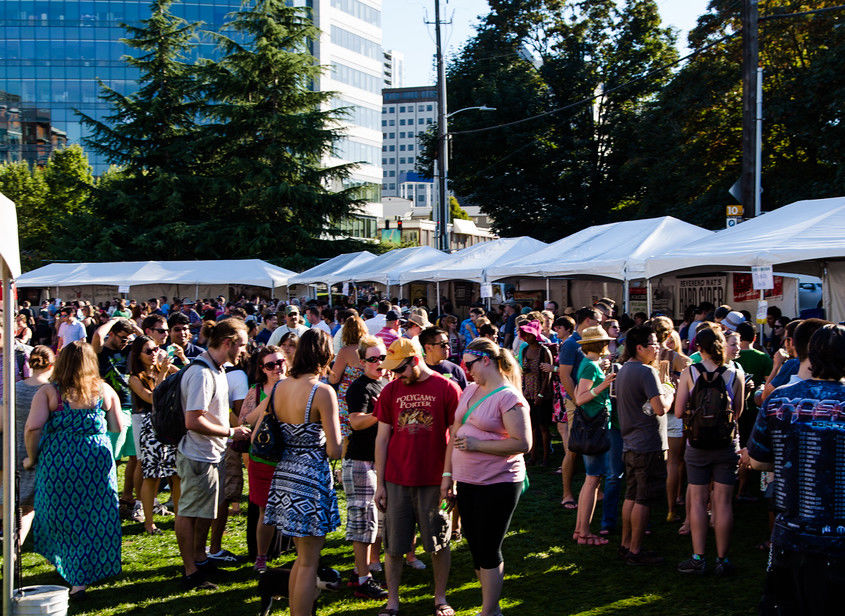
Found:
[0,1,243,173]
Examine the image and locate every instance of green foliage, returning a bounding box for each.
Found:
[450,196,471,220]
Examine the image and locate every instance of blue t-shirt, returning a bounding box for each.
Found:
[558,332,584,379]
[770,357,800,389]
[459,318,478,343]
[747,378,845,555]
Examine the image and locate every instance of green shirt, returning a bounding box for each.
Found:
[113,309,132,318]
[736,348,773,387]
[576,358,611,420]
[689,351,702,363]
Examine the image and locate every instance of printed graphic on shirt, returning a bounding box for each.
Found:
[395,394,437,433]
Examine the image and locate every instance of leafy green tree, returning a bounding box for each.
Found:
[192,0,362,260]
[450,196,471,220]
[0,160,48,269]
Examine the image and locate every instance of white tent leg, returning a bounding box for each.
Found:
[327,283,333,307]
[623,279,630,315]
[436,281,441,314]
[646,279,652,316]
[545,278,550,304]
[602,282,608,299]
[194,283,199,301]
[3,269,17,615]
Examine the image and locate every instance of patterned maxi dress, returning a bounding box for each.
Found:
[33,392,122,586]
[264,384,340,536]
[337,364,364,438]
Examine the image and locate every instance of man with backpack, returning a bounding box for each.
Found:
[173,319,251,590]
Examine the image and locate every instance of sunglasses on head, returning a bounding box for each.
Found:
[263,359,285,370]
[364,354,387,364]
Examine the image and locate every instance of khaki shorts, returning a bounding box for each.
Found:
[176,452,219,519]
[383,482,450,556]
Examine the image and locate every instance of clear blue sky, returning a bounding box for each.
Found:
[383,0,711,86]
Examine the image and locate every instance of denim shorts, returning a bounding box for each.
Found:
[583,450,608,477]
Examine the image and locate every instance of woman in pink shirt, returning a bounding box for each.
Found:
[448,337,532,616]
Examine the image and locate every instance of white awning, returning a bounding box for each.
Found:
[287,251,377,286]
[0,193,21,279]
[341,246,453,286]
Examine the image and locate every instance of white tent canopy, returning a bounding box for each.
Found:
[342,246,453,286]
[16,259,296,289]
[487,217,713,281]
[1,193,21,279]
[287,251,377,286]
[398,236,548,284]
[644,197,845,322]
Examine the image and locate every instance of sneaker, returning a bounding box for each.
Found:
[183,570,218,591]
[626,550,665,566]
[713,558,735,577]
[254,556,268,573]
[131,501,145,523]
[617,545,630,560]
[368,562,383,573]
[677,555,706,575]
[405,557,426,570]
[353,577,389,600]
[207,549,246,566]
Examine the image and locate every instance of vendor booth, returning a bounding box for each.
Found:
[286,251,377,305]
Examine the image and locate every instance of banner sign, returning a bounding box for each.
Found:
[733,273,783,302]
[678,276,727,309]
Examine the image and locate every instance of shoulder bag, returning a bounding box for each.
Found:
[567,405,610,456]
[250,381,284,465]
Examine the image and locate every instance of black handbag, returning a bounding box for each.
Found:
[567,405,610,455]
[250,381,284,464]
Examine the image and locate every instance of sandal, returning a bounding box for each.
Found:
[434,603,455,616]
[377,607,399,616]
[678,522,690,536]
[145,527,163,536]
[577,535,609,546]
[561,499,577,510]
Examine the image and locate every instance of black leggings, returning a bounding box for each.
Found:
[456,481,522,570]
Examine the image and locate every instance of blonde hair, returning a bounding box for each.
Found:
[466,337,522,389]
[342,316,368,347]
[357,335,385,359]
[52,341,103,404]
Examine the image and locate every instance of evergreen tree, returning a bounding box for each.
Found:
[194,0,362,260]
[79,0,202,258]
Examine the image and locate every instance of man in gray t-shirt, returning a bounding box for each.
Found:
[615,325,673,566]
[175,320,251,591]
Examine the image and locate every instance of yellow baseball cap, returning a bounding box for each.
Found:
[380,337,420,371]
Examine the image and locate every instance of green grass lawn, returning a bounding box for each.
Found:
[15,446,770,616]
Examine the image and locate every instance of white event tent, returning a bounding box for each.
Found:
[397,236,548,285]
[15,259,296,302]
[2,192,22,613]
[645,197,845,322]
[342,246,453,296]
[287,251,377,287]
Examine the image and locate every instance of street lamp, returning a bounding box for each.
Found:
[435,105,496,252]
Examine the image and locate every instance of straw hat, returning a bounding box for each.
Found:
[577,325,614,345]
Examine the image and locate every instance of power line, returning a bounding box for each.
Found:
[760,4,845,21]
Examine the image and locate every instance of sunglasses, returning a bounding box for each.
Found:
[151,328,167,334]
[464,357,484,371]
[430,342,450,349]
[142,347,157,356]
[263,359,285,370]
[391,358,413,374]
[364,354,387,364]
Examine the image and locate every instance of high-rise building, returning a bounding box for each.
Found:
[382,49,404,88]
[0,0,383,240]
[381,86,437,205]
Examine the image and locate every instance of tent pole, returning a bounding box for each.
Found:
[194,283,199,302]
[545,278,550,304]
[327,283,333,308]
[623,278,630,315]
[646,279,653,317]
[3,268,17,614]
[759,289,765,343]
[436,281,441,315]
[822,262,830,320]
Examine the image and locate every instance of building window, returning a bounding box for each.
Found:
[408,157,414,163]
[382,158,387,164]
[390,183,396,190]
[389,106,394,112]
[427,105,433,111]
[388,120,394,126]
[331,0,382,27]
[382,146,387,151]
[407,144,414,151]
[399,157,405,164]
[418,105,424,111]
[389,170,395,177]
[400,145,406,151]
[399,131,405,138]
[389,145,395,151]
[427,118,433,124]
[399,106,405,112]
[331,26,381,60]
[408,131,414,137]
[332,62,383,94]
[382,120,387,126]
[389,158,395,163]
[389,132,395,138]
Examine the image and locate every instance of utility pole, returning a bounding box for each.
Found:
[434,0,449,251]
[741,0,759,215]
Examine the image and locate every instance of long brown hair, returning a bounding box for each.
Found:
[52,340,103,404]
[290,329,333,378]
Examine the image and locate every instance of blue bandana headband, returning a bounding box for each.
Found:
[464,349,490,358]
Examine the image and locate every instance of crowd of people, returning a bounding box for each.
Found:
[1,291,843,615]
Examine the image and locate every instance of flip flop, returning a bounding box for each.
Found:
[561,499,578,510]
[434,603,455,616]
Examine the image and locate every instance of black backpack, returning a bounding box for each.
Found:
[684,363,735,449]
[151,359,216,446]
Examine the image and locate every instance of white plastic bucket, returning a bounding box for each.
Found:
[13,585,69,616]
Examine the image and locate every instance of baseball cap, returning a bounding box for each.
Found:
[285,305,299,316]
[386,309,401,322]
[722,311,746,332]
[380,338,420,371]
[363,307,376,319]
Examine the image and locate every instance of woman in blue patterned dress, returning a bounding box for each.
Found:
[23,340,124,600]
[329,316,367,438]
[265,328,342,616]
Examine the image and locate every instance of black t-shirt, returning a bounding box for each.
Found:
[429,360,468,390]
[98,346,132,407]
[345,375,384,461]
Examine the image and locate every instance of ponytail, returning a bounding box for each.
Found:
[465,338,522,390]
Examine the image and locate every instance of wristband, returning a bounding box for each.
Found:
[590,387,598,398]
[441,472,452,478]
[228,427,235,438]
